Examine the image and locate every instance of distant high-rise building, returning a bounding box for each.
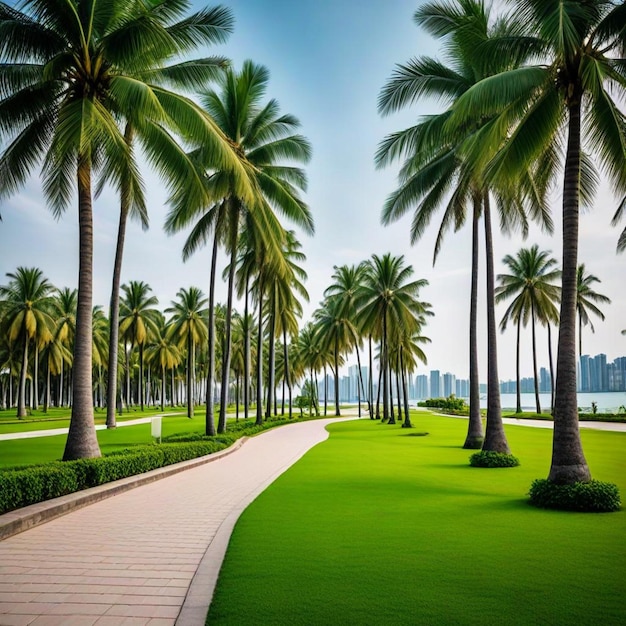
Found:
[443,372,456,397]
[456,378,469,398]
[539,367,551,393]
[416,375,429,399]
[579,355,591,392]
[430,370,441,398]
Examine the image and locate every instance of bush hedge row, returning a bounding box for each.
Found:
[0,418,294,515]
[469,450,520,468]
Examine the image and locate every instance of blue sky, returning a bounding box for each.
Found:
[1,0,625,382]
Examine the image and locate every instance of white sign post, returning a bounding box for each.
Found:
[151,416,162,444]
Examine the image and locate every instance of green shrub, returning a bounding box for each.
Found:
[528,479,621,512]
[418,395,467,414]
[469,450,520,468]
[0,419,305,515]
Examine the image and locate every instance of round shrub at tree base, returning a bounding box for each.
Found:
[469,450,520,468]
[528,479,622,513]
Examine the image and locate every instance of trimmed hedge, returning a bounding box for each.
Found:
[0,419,294,515]
[469,450,520,468]
[528,478,621,512]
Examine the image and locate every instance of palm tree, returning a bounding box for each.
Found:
[450,0,626,483]
[51,288,77,408]
[166,287,208,419]
[314,298,353,417]
[377,0,550,449]
[91,305,109,409]
[104,2,237,430]
[356,254,430,423]
[297,323,325,418]
[146,315,182,412]
[119,281,160,412]
[324,263,371,417]
[166,60,313,433]
[0,267,55,417]
[496,246,561,414]
[576,264,611,358]
[0,0,255,460]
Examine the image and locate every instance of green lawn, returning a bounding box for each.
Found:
[0,411,254,468]
[208,414,626,625]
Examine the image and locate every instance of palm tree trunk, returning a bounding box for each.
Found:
[205,230,219,435]
[368,335,375,419]
[219,207,240,433]
[255,274,264,426]
[63,155,101,460]
[382,317,389,422]
[400,347,412,428]
[266,287,276,418]
[334,336,340,416]
[464,197,483,448]
[531,303,541,414]
[106,131,133,429]
[186,337,194,419]
[33,344,39,410]
[323,364,328,416]
[481,193,510,454]
[283,329,293,419]
[550,99,590,484]
[17,337,28,418]
[548,322,555,412]
[244,278,251,420]
[139,344,145,412]
[355,343,369,418]
[515,318,522,414]
[161,364,165,412]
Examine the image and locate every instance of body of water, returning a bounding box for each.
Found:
[483,392,626,413]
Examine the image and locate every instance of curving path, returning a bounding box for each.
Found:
[0,414,359,626]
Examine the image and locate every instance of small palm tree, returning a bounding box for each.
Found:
[146,315,182,412]
[496,246,561,414]
[166,287,208,419]
[0,267,55,417]
[119,281,160,413]
[576,264,611,358]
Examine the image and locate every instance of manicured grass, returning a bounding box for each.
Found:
[208,414,626,625]
[0,412,255,468]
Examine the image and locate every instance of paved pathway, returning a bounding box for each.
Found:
[0,414,358,626]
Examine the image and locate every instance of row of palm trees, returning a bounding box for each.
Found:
[377,0,626,484]
[0,0,315,460]
[0,250,434,432]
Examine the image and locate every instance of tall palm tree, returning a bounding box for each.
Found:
[0,0,254,460]
[104,2,237,430]
[576,264,611,358]
[166,60,313,433]
[377,0,550,449]
[451,0,626,482]
[0,267,55,417]
[356,254,430,423]
[119,281,160,412]
[166,287,208,419]
[496,245,561,414]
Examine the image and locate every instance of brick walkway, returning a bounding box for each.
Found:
[0,415,357,626]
